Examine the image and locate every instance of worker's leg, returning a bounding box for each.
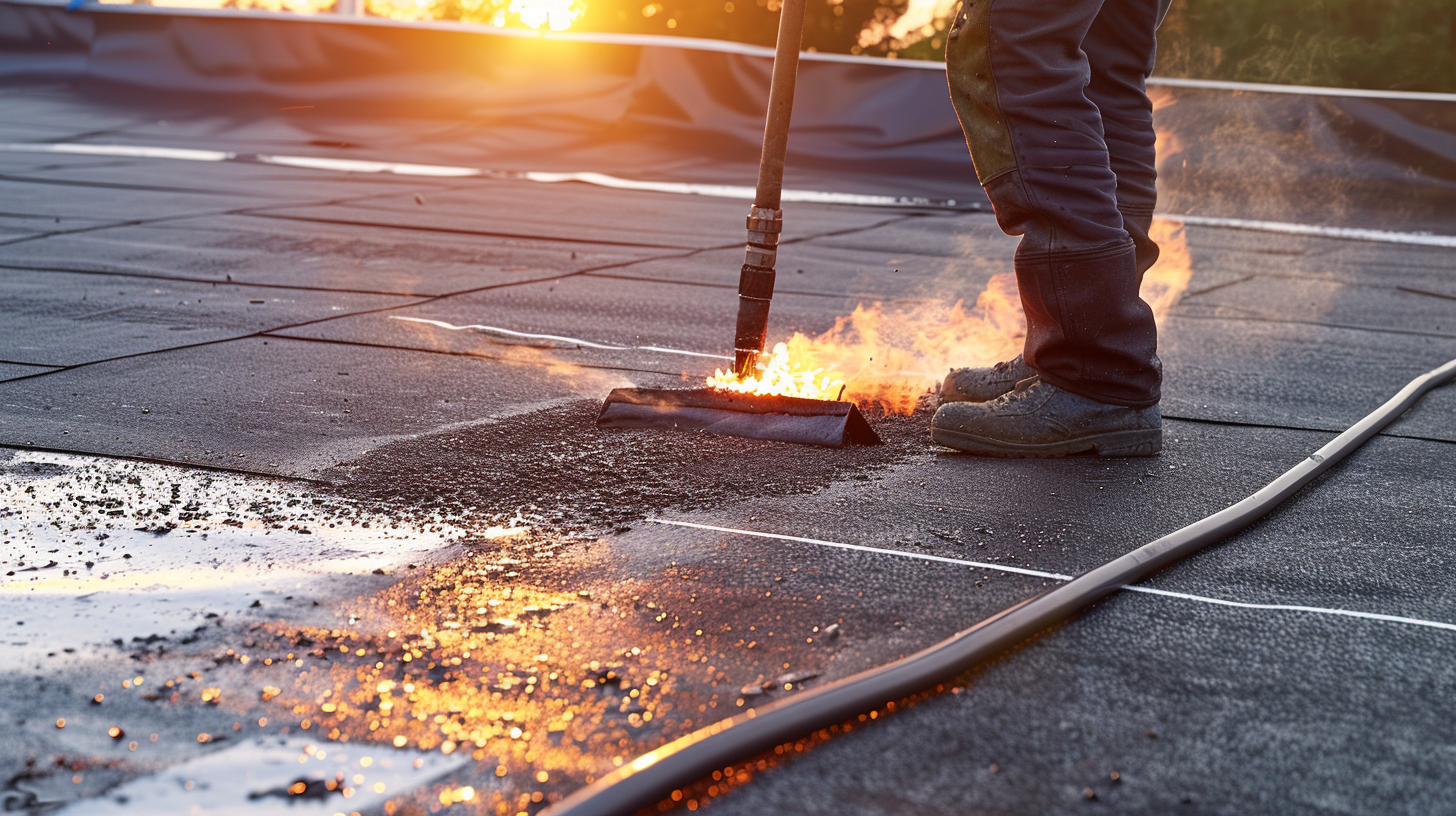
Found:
[1083,0,1165,279]
[944,0,1160,409]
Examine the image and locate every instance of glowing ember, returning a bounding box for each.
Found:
[707,342,846,401]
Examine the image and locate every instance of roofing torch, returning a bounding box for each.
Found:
[733,0,809,377]
[595,0,880,449]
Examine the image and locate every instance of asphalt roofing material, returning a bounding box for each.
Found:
[2,12,1455,816]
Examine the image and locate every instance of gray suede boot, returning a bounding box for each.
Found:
[931,377,1161,457]
[940,355,1037,404]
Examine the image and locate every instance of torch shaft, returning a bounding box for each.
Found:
[734,0,808,376]
[754,0,808,211]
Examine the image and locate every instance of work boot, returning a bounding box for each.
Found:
[940,355,1037,404]
[931,377,1161,457]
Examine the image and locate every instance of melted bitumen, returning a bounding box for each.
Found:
[324,400,929,535]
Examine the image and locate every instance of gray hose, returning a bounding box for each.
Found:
[546,357,1456,816]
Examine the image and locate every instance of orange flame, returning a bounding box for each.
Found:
[1142,219,1193,318]
[708,220,1193,414]
[706,342,845,401]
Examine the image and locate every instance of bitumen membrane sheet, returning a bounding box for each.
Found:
[1,50,1455,816]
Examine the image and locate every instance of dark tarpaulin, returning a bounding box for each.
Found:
[2,0,1455,231]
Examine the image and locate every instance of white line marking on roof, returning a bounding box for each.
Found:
[390,316,733,360]
[2,143,1452,246]
[523,171,942,207]
[1167,215,1456,248]
[1145,76,1456,103]
[1116,586,1456,631]
[518,173,1456,246]
[257,154,482,177]
[651,519,1456,634]
[652,519,1074,581]
[0,142,234,161]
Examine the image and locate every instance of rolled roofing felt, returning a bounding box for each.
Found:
[596,388,880,447]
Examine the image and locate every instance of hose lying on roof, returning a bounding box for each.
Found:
[544,357,1456,816]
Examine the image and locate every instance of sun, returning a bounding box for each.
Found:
[506,0,583,30]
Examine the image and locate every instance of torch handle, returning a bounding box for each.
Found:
[733,0,808,377]
[754,0,808,211]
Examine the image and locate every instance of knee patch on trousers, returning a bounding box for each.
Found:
[946,0,1017,186]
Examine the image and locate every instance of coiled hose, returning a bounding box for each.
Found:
[547,357,1456,816]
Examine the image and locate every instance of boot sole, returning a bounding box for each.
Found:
[931,426,1162,458]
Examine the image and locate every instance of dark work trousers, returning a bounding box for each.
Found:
[946,0,1171,408]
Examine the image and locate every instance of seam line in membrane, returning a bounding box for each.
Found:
[3,143,1453,246]
[650,519,1456,633]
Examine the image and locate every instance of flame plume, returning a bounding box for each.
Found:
[1141,219,1193,319]
[717,273,1026,415]
[707,342,845,401]
[708,219,1194,414]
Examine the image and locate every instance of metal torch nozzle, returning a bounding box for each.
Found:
[733,206,783,376]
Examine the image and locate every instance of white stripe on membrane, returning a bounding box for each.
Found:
[2,143,1452,246]
[650,518,1456,634]
[391,316,733,360]
[0,142,234,161]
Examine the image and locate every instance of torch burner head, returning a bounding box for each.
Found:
[597,388,880,447]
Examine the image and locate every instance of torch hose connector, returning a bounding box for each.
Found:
[733,206,783,376]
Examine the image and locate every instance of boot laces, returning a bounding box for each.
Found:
[992,354,1023,373]
[1001,375,1041,403]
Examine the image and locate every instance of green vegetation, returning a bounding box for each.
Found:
[565,0,1455,94]
[290,0,1455,93]
[1156,0,1456,93]
[571,0,908,54]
